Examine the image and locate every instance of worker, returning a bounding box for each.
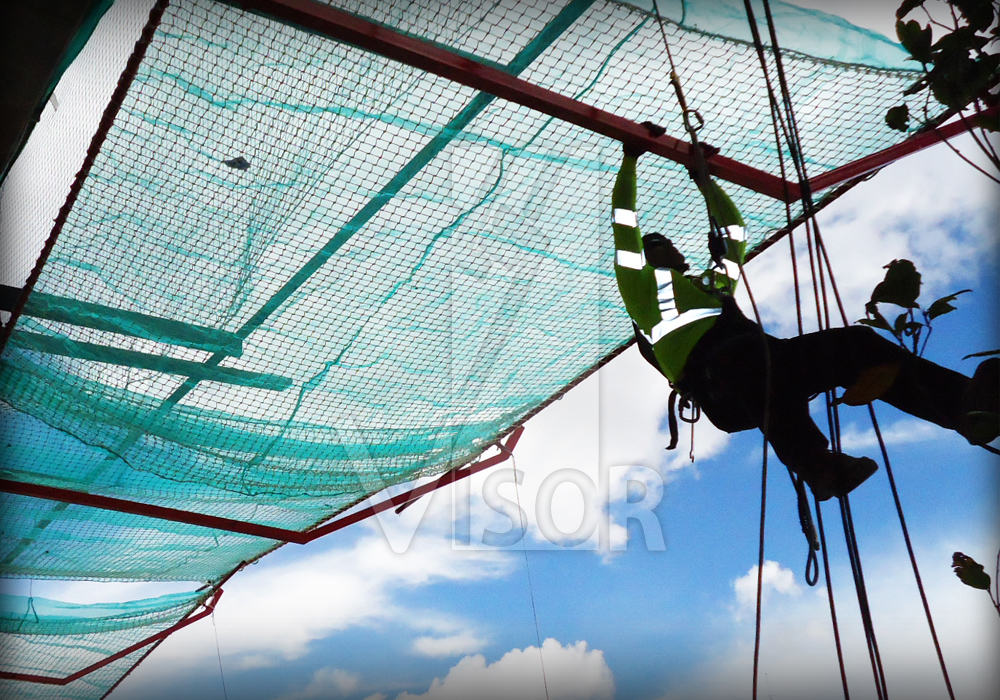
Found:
[612,122,999,500]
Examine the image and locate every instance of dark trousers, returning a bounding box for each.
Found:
[674,300,972,473]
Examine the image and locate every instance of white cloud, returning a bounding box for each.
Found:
[276,667,360,700]
[657,538,1000,700]
[394,639,614,700]
[109,524,515,693]
[838,417,944,451]
[740,132,999,339]
[412,634,487,658]
[733,560,802,617]
[457,366,673,553]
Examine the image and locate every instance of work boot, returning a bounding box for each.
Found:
[959,357,999,445]
[803,452,879,502]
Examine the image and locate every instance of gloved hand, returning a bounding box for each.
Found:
[642,233,689,272]
[623,121,667,158]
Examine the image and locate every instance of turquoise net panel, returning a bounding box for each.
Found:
[0,589,210,699]
[0,0,928,584]
[0,0,939,694]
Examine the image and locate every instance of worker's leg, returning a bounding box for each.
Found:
[693,324,876,499]
[780,326,996,442]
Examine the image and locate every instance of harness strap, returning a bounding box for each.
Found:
[666,388,700,451]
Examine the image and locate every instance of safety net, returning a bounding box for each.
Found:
[0,0,935,694]
[0,589,212,699]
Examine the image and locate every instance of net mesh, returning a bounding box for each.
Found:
[1,0,935,692]
[0,0,931,579]
[0,589,210,699]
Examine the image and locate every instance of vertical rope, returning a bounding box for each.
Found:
[815,500,851,698]
[211,611,229,700]
[735,267,773,700]
[509,453,551,700]
[840,496,889,699]
[869,406,956,700]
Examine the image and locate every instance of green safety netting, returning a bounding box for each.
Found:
[0,0,933,693]
[0,589,211,699]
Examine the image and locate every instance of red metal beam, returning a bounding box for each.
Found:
[0,588,223,685]
[0,426,523,544]
[808,106,999,192]
[235,0,798,202]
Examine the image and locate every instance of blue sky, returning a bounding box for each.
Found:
[4,2,998,699]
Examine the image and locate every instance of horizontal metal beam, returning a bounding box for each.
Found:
[0,588,223,685]
[235,0,799,202]
[0,426,523,544]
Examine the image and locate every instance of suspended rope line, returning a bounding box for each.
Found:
[739,266,774,700]
[869,406,957,699]
[646,5,778,696]
[743,2,909,698]
[814,498,851,698]
[508,451,551,700]
[740,0,826,595]
[805,140,956,699]
[211,611,229,700]
[840,495,890,700]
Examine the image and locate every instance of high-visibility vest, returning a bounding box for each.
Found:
[611,155,746,382]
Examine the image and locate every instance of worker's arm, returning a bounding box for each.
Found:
[612,154,661,334]
[696,178,746,292]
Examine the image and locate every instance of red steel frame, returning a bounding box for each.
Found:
[0,588,224,685]
[809,108,998,191]
[2,0,989,558]
[0,427,523,544]
[237,0,991,201]
[3,0,990,688]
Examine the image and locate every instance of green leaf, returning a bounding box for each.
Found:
[973,111,1000,131]
[886,104,910,131]
[963,348,1000,360]
[871,259,922,308]
[952,552,992,590]
[858,317,894,333]
[927,52,980,110]
[896,0,924,19]
[932,26,987,56]
[893,312,910,334]
[951,0,996,32]
[896,19,934,63]
[926,289,971,319]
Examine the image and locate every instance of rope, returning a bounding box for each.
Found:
[815,499,851,698]
[840,496,890,699]
[211,610,229,700]
[650,0,733,279]
[733,266,774,700]
[645,6,775,695]
[743,2,903,698]
[868,406,956,699]
[508,452,551,700]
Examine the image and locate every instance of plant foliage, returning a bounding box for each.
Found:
[858,259,970,355]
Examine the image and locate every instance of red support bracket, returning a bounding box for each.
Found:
[0,588,224,686]
[0,426,524,545]
[808,106,999,192]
